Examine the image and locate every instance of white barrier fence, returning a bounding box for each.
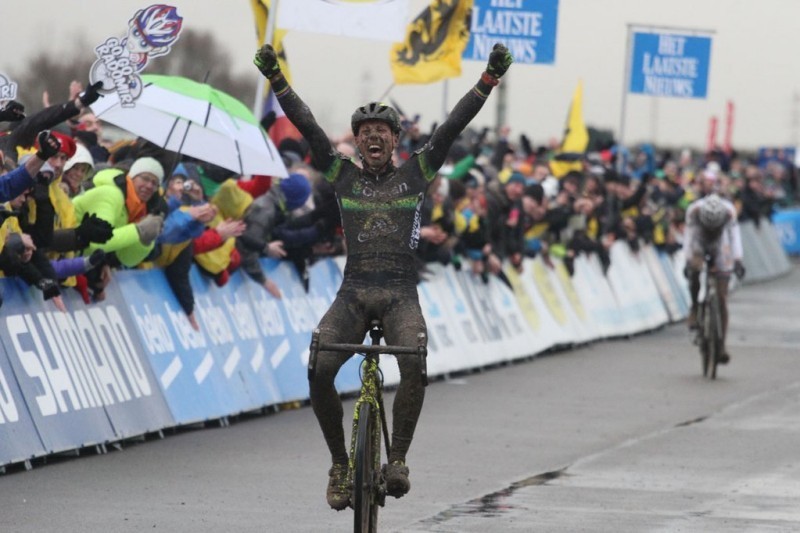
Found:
[400,217,790,388]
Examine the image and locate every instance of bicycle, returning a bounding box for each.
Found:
[308,320,427,533]
[694,253,723,379]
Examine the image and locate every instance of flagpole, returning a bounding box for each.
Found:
[442,79,449,121]
[617,24,633,174]
[253,0,280,121]
[378,83,395,102]
[496,74,507,135]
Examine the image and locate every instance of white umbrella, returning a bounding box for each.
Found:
[91,74,288,177]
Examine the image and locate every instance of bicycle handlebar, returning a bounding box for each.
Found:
[309,328,429,386]
[318,342,420,355]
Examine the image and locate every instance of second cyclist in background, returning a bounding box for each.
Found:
[683,191,745,364]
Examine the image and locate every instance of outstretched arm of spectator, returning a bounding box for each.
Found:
[0,130,61,202]
[0,103,78,162]
[0,165,35,203]
[157,206,212,245]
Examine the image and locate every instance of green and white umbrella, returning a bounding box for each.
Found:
[91,74,287,177]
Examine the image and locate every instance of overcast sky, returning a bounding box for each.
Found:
[3,0,799,151]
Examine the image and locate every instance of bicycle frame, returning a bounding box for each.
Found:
[349,327,389,494]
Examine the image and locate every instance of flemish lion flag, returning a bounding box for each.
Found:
[390,0,473,85]
[550,80,590,179]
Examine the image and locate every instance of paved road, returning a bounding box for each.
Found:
[1,266,798,533]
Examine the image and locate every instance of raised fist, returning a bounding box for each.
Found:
[0,100,25,122]
[35,130,61,161]
[79,81,104,107]
[486,43,513,79]
[254,44,281,78]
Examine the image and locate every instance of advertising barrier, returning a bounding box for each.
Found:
[739,219,792,283]
[0,230,790,467]
[772,209,800,255]
[0,277,173,462]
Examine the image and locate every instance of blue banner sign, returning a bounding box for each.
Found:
[463,0,559,65]
[0,277,174,453]
[629,31,712,98]
[0,281,47,465]
[772,209,800,255]
[117,269,248,424]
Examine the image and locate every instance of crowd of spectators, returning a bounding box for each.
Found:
[1,80,797,329]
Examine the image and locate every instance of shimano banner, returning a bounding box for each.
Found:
[0,277,173,453]
[0,282,46,465]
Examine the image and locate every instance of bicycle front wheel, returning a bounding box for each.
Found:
[353,402,379,533]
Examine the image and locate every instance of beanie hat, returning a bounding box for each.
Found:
[64,143,95,172]
[504,171,526,186]
[171,162,189,178]
[35,131,76,159]
[279,173,312,210]
[129,156,164,181]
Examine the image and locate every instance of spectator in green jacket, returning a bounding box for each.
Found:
[72,157,166,299]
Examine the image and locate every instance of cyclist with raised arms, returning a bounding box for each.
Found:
[683,192,745,364]
[255,42,513,510]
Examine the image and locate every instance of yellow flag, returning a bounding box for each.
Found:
[390,0,473,85]
[550,80,590,178]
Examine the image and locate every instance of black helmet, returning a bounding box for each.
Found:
[351,102,401,136]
